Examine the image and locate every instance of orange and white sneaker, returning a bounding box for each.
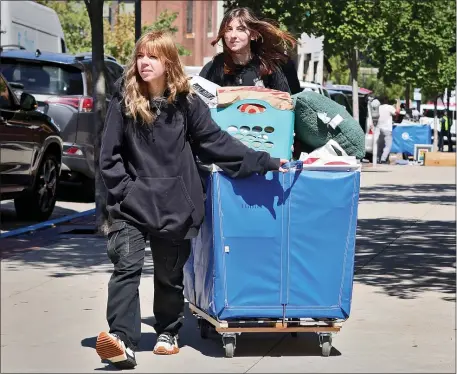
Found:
[95,332,137,369]
[153,333,179,355]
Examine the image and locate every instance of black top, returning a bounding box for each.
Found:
[200,54,291,93]
[281,58,301,95]
[100,80,280,239]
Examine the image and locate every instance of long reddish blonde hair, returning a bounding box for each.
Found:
[122,31,190,124]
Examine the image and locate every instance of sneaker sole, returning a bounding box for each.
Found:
[96,332,136,368]
[153,346,180,355]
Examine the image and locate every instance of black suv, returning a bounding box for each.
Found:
[0,49,124,196]
[0,73,62,220]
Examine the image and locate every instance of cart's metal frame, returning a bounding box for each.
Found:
[189,303,344,358]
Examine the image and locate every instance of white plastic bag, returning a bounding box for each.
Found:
[301,139,349,158]
[299,139,358,167]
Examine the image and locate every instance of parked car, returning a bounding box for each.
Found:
[0,73,62,220]
[325,84,374,157]
[0,48,124,197]
[327,89,353,116]
[299,81,331,98]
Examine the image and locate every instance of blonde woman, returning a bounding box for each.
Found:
[97,31,286,368]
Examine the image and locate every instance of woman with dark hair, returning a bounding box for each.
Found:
[200,7,298,93]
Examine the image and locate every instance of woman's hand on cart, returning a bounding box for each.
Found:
[279,159,290,173]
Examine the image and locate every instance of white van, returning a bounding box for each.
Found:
[0,1,66,53]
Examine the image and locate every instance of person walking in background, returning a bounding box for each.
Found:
[376,96,396,164]
[199,7,296,93]
[438,110,453,152]
[96,30,287,369]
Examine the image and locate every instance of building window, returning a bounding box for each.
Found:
[186,0,193,34]
[207,1,213,33]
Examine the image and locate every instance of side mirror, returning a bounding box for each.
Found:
[20,92,37,111]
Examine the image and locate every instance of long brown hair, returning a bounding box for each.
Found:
[211,7,296,76]
[123,31,190,124]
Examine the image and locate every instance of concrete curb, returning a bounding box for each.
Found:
[0,208,96,239]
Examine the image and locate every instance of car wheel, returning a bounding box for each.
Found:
[14,153,59,221]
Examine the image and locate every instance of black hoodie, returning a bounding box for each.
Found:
[100,81,280,239]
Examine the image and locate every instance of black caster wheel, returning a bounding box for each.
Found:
[199,319,211,339]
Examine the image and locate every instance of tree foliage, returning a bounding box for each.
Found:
[37,1,191,63]
[142,10,191,57]
[104,5,135,65]
[225,0,455,112]
[328,55,351,85]
[225,0,379,121]
[36,0,92,54]
[369,0,456,99]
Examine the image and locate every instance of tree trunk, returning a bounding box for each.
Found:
[433,96,439,151]
[349,48,359,123]
[85,0,108,235]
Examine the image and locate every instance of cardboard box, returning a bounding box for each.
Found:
[389,152,403,165]
[423,152,456,167]
[217,86,294,111]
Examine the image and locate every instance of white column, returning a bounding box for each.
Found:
[297,37,305,82]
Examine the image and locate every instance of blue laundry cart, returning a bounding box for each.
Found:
[184,162,361,358]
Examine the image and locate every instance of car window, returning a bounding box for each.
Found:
[106,61,124,81]
[0,75,13,110]
[423,109,444,118]
[0,60,83,96]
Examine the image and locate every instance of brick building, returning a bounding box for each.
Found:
[141,0,224,66]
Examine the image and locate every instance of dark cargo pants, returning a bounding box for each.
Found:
[105,220,191,350]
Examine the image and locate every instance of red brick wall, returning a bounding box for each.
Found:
[141,0,218,66]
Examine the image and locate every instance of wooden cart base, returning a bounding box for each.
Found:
[189,303,343,358]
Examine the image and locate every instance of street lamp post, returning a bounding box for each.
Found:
[135,0,141,42]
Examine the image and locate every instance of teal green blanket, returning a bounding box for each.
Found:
[292,91,366,159]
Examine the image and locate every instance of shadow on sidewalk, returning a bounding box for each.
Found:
[2,233,156,277]
[81,304,341,365]
[359,183,455,205]
[355,217,456,302]
[0,201,81,233]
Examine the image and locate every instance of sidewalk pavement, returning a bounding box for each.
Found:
[1,165,455,373]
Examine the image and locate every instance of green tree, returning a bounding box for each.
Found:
[328,55,350,85]
[36,0,92,54]
[363,75,404,100]
[142,10,191,56]
[369,0,456,109]
[104,8,191,65]
[225,0,379,122]
[104,5,135,65]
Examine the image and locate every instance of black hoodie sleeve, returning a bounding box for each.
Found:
[99,95,133,202]
[187,95,280,178]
